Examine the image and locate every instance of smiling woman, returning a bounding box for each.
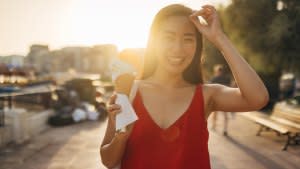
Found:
[100,3,269,169]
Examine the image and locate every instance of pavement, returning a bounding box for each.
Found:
[0,114,299,169]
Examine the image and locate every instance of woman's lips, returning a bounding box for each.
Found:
[167,57,184,65]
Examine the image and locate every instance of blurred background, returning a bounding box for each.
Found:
[0,0,299,169]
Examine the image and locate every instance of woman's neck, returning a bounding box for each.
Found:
[147,69,189,88]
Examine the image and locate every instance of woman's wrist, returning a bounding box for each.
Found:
[213,32,227,49]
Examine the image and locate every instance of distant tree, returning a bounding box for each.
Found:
[218,0,300,74]
[203,0,300,107]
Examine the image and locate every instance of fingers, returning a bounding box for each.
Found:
[189,10,206,31]
[202,5,216,11]
[201,5,218,20]
[108,107,121,119]
[190,8,206,17]
[108,93,117,105]
[107,104,121,112]
[115,122,135,138]
[190,5,216,18]
[189,5,218,29]
[107,103,121,117]
[107,93,122,117]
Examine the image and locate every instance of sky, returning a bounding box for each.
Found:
[0,0,230,56]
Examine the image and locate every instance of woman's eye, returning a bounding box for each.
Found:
[163,36,174,41]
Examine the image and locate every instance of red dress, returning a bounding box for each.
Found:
[121,85,211,169]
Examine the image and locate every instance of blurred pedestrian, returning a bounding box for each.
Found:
[210,64,231,136]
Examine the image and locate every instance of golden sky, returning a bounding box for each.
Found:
[0,0,230,56]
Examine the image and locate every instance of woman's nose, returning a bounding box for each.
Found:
[170,39,184,54]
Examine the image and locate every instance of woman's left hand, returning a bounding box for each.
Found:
[189,5,224,44]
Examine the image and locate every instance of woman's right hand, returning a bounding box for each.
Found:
[107,93,134,139]
[107,93,121,122]
[101,93,133,168]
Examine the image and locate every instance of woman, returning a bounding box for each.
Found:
[100,4,269,169]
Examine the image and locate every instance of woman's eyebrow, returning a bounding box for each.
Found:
[163,30,176,35]
[163,31,195,37]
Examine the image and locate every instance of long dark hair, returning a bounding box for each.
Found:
[140,4,204,84]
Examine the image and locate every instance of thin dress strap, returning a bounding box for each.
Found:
[128,80,140,103]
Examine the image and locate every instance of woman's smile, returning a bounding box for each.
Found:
[167,56,185,66]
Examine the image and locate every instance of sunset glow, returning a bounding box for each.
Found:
[0,0,230,55]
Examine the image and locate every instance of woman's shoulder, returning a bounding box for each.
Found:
[202,83,224,91]
[202,83,230,103]
[201,83,223,97]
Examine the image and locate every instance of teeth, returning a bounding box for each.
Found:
[168,57,184,64]
[172,58,182,62]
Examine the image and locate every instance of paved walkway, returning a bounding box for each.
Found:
[0,114,299,169]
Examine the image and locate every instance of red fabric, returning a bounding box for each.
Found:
[121,85,211,169]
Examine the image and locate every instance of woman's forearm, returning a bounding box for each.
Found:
[100,117,129,168]
[100,134,128,168]
[214,33,269,108]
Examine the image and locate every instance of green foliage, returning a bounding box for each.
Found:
[203,0,300,102]
[204,0,300,75]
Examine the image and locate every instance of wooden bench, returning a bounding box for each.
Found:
[242,102,300,150]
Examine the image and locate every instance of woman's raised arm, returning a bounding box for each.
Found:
[190,5,269,112]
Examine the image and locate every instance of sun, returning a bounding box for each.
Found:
[67,0,151,50]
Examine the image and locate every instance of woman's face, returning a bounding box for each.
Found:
[154,15,197,75]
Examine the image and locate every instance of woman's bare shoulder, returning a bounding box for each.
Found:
[202,83,216,93]
[202,83,224,93]
[201,83,223,102]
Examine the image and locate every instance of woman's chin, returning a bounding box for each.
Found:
[164,65,185,75]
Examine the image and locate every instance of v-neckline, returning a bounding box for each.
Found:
[137,85,198,131]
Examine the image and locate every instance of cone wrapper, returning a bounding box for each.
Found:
[111,60,138,131]
[115,93,138,131]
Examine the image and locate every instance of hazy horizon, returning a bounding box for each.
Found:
[0,0,230,56]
